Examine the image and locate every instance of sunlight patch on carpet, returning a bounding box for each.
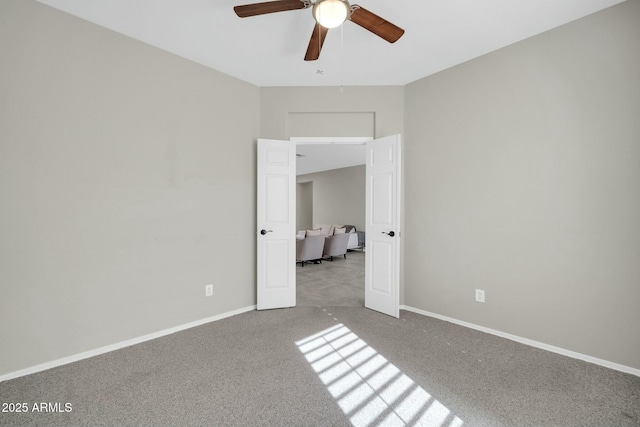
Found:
[296,324,464,427]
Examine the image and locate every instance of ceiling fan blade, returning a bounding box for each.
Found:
[349,5,405,43]
[304,23,329,61]
[234,0,308,18]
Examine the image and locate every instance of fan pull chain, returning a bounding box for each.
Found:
[318,22,323,74]
[314,7,323,75]
[340,23,344,92]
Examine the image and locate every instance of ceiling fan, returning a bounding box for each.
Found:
[233,0,405,61]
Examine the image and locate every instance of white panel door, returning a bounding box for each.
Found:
[257,139,296,310]
[365,134,401,318]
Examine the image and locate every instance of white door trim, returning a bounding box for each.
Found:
[290,136,373,145]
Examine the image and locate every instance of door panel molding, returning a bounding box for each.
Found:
[365,134,401,318]
[257,139,296,310]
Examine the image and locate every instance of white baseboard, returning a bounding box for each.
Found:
[0,305,256,383]
[400,305,640,378]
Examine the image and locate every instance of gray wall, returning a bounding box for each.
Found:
[3,0,638,377]
[298,165,366,232]
[260,86,404,140]
[0,0,260,375]
[296,182,313,231]
[404,0,640,370]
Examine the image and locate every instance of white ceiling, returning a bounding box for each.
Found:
[296,142,366,175]
[36,0,625,87]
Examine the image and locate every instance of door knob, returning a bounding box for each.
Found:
[382,231,395,237]
[260,229,273,235]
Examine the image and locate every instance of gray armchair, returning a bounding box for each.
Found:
[296,235,325,266]
[322,233,350,261]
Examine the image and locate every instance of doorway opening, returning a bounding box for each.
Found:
[293,137,370,308]
[256,135,401,317]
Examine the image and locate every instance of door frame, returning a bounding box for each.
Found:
[292,136,373,146]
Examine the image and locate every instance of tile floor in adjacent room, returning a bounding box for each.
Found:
[297,249,365,307]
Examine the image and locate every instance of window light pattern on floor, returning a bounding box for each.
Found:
[296,323,464,427]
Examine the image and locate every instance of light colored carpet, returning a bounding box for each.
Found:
[2,261,639,426]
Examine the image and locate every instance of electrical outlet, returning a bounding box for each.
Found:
[205,284,213,297]
[475,289,485,303]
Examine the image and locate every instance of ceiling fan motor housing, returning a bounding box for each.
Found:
[312,0,351,28]
[234,0,404,61]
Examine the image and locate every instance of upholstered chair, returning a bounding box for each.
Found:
[322,233,350,261]
[296,235,325,266]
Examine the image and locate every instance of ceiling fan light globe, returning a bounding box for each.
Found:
[313,0,350,29]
